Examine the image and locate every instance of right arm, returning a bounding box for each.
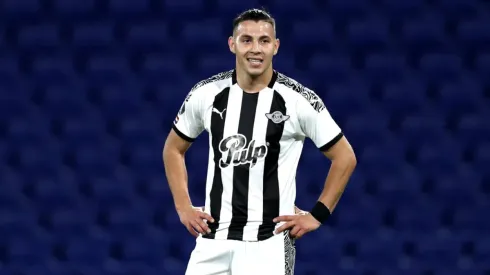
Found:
[163,87,214,237]
[163,129,193,213]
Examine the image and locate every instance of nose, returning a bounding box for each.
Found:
[251,40,261,52]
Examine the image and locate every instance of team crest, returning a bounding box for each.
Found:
[265,111,290,124]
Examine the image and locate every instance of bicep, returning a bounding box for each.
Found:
[322,136,356,161]
[164,129,193,155]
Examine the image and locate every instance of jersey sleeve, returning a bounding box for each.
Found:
[172,88,205,142]
[296,90,343,152]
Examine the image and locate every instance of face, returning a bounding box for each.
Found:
[228,20,280,77]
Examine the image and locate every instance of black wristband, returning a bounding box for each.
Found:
[310,201,331,224]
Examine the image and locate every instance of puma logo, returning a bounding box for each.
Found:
[212,108,226,119]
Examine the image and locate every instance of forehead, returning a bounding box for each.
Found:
[234,20,275,37]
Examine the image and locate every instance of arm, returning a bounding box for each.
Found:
[163,87,213,237]
[317,136,357,213]
[163,129,193,211]
[274,89,356,237]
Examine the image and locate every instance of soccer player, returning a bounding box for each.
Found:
[163,8,357,275]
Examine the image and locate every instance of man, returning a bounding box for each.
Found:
[163,8,357,275]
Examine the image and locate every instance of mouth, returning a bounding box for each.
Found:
[247,58,263,65]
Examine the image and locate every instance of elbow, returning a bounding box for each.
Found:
[348,150,357,170]
[338,146,357,171]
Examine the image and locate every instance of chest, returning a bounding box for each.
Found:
[203,88,295,143]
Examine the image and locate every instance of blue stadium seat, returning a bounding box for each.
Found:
[215,0,260,14]
[182,20,226,50]
[347,19,390,52]
[356,237,401,269]
[0,210,37,238]
[402,17,446,52]
[453,204,490,233]
[196,53,233,75]
[414,236,462,267]
[68,142,119,178]
[364,54,405,83]
[458,18,490,50]
[377,167,423,206]
[73,22,115,49]
[437,81,483,115]
[86,55,131,85]
[292,20,335,50]
[89,177,135,210]
[127,22,169,51]
[97,83,144,119]
[328,0,369,19]
[394,202,441,232]
[141,53,186,82]
[381,80,427,115]
[53,0,95,17]
[419,53,463,83]
[268,0,316,16]
[1,0,40,19]
[123,236,170,264]
[476,54,490,85]
[309,54,351,84]
[399,114,447,145]
[0,55,20,85]
[108,0,150,16]
[7,116,51,145]
[61,115,107,146]
[107,208,150,238]
[325,82,372,121]
[8,236,52,266]
[18,24,60,51]
[457,114,490,145]
[474,142,490,174]
[343,109,390,141]
[163,0,205,16]
[34,179,82,212]
[435,0,479,19]
[31,55,76,85]
[66,237,110,264]
[51,209,95,239]
[379,0,425,19]
[42,85,89,117]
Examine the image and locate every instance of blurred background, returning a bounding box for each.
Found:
[0,0,489,274]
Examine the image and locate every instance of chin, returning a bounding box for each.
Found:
[246,67,267,77]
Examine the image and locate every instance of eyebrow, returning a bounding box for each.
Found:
[240,34,272,39]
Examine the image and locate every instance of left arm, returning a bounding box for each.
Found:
[274,90,356,238]
[317,136,357,213]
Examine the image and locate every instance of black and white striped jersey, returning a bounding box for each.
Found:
[172,69,343,242]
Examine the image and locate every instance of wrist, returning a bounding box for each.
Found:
[310,201,331,224]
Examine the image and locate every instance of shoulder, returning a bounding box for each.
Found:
[190,69,234,93]
[275,72,326,113]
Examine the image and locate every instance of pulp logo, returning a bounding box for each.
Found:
[218,134,268,169]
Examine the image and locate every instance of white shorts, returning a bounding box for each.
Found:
[185,232,296,275]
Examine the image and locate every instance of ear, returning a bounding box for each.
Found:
[228,36,236,54]
[273,38,280,56]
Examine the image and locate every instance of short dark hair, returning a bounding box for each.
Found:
[232,8,276,34]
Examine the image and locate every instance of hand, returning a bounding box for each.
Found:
[294,205,308,215]
[177,205,215,237]
[273,213,321,239]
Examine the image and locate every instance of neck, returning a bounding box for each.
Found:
[235,65,274,93]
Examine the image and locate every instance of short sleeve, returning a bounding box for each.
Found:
[172,88,205,142]
[296,91,343,152]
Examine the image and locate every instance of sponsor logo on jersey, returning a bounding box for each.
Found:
[218,134,267,169]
